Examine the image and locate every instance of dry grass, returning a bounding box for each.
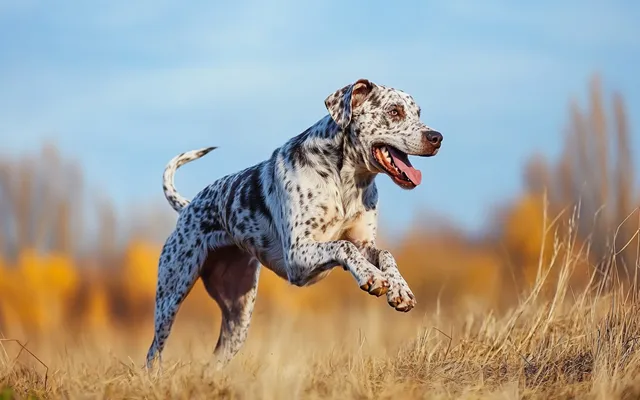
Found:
[2,271,640,400]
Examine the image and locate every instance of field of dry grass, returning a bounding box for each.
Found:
[2,260,640,400]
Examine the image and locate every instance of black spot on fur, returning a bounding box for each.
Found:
[224,171,248,221]
[201,218,222,233]
[237,221,246,233]
[245,166,273,226]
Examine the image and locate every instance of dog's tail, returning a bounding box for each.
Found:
[162,146,217,213]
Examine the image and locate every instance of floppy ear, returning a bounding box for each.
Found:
[324,78,374,129]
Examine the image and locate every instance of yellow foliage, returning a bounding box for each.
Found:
[0,248,79,333]
[462,251,501,297]
[500,192,593,290]
[84,284,110,331]
[500,192,561,287]
[122,240,160,304]
[502,192,549,262]
[18,249,79,298]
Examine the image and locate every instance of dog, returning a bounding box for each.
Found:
[145,78,443,370]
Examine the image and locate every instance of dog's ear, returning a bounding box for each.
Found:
[324,79,374,129]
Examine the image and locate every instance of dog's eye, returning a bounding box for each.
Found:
[388,109,399,117]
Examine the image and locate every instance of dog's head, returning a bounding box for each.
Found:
[325,78,442,190]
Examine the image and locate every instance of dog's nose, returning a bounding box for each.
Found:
[425,131,443,146]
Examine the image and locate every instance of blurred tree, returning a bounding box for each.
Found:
[0,143,85,260]
[501,74,637,289]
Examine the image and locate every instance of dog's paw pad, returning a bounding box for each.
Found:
[395,300,415,312]
[387,285,416,312]
[369,282,390,297]
[360,275,390,297]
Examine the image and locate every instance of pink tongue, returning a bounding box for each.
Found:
[387,147,422,186]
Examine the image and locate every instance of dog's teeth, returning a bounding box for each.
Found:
[382,148,393,164]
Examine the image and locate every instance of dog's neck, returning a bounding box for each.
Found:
[319,116,377,197]
[282,115,376,215]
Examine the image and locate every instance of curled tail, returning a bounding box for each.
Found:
[162,146,216,212]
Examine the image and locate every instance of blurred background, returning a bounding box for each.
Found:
[0,0,639,344]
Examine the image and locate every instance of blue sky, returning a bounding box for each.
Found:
[1,0,639,237]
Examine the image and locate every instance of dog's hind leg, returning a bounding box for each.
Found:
[145,230,232,370]
[145,231,205,370]
[199,244,261,370]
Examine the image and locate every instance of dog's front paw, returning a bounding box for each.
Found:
[386,280,416,312]
[359,270,390,297]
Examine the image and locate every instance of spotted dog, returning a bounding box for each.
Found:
[145,78,443,370]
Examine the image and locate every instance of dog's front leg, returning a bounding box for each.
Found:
[368,245,416,312]
[356,242,416,312]
[343,211,417,312]
[286,240,390,296]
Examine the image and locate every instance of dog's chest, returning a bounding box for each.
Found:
[312,196,368,243]
[305,176,377,243]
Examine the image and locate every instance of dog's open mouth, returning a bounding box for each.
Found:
[372,145,422,189]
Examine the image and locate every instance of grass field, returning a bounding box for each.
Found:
[2,261,640,400]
